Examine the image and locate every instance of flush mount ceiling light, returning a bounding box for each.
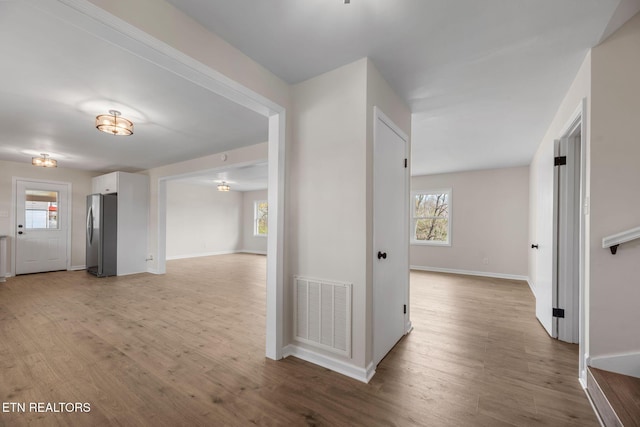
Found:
[217,181,231,192]
[32,153,57,168]
[95,110,134,136]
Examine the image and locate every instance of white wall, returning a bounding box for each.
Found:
[0,160,94,272]
[529,53,591,336]
[589,12,640,358]
[242,189,268,254]
[289,58,369,369]
[166,181,243,259]
[411,166,529,279]
[287,58,411,377]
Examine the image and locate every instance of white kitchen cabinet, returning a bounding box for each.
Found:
[92,172,118,194]
[91,171,149,276]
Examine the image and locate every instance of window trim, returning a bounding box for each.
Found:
[410,189,452,246]
[253,200,268,237]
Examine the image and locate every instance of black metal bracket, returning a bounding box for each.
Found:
[377,251,387,260]
[531,244,539,249]
[609,245,619,255]
[553,308,565,318]
[554,156,567,166]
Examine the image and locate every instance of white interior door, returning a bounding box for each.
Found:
[534,143,557,338]
[15,180,69,274]
[373,108,408,366]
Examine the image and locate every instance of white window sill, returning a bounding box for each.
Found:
[410,241,451,247]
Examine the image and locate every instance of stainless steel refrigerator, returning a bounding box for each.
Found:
[86,194,117,277]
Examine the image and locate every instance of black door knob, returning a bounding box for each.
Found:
[18,231,23,235]
[377,251,387,260]
[531,244,539,249]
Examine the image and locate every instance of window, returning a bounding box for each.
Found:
[254,200,268,236]
[411,190,451,245]
[25,190,59,229]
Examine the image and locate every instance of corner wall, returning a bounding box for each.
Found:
[589,12,640,357]
[288,58,369,371]
[286,57,411,379]
[166,181,243,259]
[411,166,529,279]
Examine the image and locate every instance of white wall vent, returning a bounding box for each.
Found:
[293,276,352,358]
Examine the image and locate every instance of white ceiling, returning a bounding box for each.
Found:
[165,0,637,175]
[0,1,267,173]
[2,0,639,180]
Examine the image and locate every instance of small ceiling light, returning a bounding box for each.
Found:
[32,153,57,168]
[217,181,231,192]
[96,110,134,136]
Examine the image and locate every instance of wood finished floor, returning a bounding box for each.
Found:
[0,254,598,426]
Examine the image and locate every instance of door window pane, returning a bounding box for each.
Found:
[25,190,59,229]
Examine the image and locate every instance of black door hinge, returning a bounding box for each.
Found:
[554,156,566,166]
[403,304,407,314]
[404,158,408,168]
[553,308,565,318]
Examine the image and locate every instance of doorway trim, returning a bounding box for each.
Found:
[33,0,286,360]
[10,177,73,276]
[555,98,588,383]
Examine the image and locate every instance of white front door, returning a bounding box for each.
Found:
[15,180,69,274]
[373,108,409,366]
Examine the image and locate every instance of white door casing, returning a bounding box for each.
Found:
[373,107,409,366]
[555,136,581,344]
[14,179,70,275]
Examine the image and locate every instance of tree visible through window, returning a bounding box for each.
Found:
[254,201,268,236]
[412,191,451,244]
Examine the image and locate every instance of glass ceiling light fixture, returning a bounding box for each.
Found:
[32,153,57,168]
[217,181,230,192]
[95,110,134,136]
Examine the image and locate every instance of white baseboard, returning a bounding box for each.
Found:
[69,265,86,271]
[166,250,240,260]
[283,344,375,383]
[590,351,640,378]
[410,265,528,282]
[526,278,537,297]
[238,250,267,255]
[581,376,604,427]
